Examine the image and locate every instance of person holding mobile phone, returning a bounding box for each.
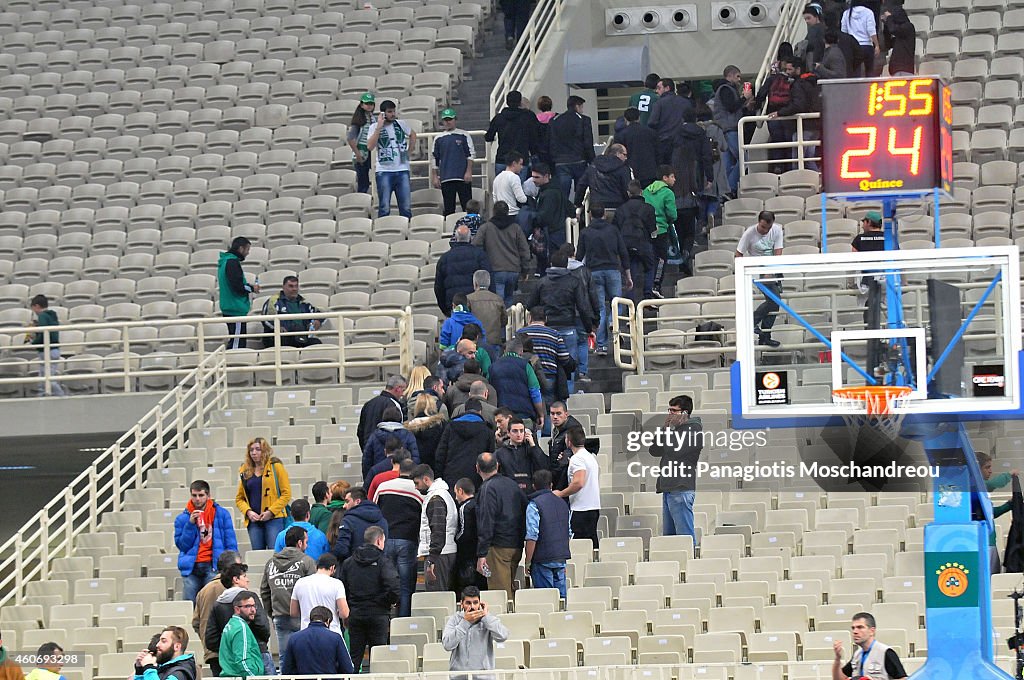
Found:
[366,99,416,219]
[442,587,509,680]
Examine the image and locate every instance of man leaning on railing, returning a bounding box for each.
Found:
[27,294,65,397]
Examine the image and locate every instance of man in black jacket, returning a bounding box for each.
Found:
[525,248,596,380]
[529,163,571,271]
[613,108,659,190]
[452,478,487,593]
[770,57,821,170]
[577,203,633,357]
[357,374,408,449]
[648,395,704,539]
[475,452,528,596]
[614,181,658,302]
[495,418,549,494]
[435,225,492,317]
[339,525,400,672]
[547,402,581,491]
[484,90,538,177]
[576,144,631,211]
[204,563,273,676]
[548,96,595,202]
[671,109,714,276]
[647,78,694,164]
[436,398,494,489]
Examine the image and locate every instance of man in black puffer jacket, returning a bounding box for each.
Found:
[614,181,658,302]
[485,90,540,175]
[435,398,494,489]
[339,526,400,672]
[435,225,492,316]
[576,144,632,211]
[548,96,595,201]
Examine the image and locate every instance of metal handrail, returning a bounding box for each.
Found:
[489,0,567,120]
[0,348,229,606]
[738,112,821,176]
[1,307,414,396]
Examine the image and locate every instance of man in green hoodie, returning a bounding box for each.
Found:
[309,482,332,533]
[642,166,678,298]
[218,591,264,678]
[217,236,260,350]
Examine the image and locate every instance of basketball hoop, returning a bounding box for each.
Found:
[832,385,914,439]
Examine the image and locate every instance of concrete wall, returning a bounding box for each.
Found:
[0,393,163,438]
[517,0,780,145]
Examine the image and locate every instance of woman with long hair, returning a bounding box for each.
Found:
[405,391,448,470]
[234,437,291,550]
[348,93,376,193]
[841,0,879,77]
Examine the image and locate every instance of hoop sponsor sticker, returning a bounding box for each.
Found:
[972,365,1006,397]
[755,371,789,405]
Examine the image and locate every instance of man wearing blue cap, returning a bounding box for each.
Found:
[433,108,476,216]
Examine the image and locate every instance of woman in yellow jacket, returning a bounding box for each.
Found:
[235,437,291,550]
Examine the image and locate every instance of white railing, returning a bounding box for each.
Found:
[0,307,414,397]
[612,286,1006,375]
[489,0,568,119]
[0,348,229,606]
[738,112,821,176]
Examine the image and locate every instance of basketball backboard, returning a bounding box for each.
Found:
[731,246,1021,427]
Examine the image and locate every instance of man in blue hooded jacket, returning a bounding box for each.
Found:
[175,480,239,604]
[440,295,487,350]
[281,606,354,676]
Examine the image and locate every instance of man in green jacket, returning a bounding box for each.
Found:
[979,452,1016,575]
[642,165,678,297]
[28,294,65,396]
[218,591,265,677]
[309,482,332,532]
[217,237,260,350]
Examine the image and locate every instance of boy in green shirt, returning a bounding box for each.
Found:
[642,166,678,297]
[29,294,65,396]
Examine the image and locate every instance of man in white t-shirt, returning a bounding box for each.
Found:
[289,553,349,635]
[367,99,417,219]
[553,426,600,549]
[735,209,784,348]
[491,151,529,229]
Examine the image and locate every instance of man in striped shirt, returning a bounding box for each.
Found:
[516,307,573,409]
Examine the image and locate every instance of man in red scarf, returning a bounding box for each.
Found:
[175,480,239,604]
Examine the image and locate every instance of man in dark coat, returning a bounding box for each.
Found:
[576,203,633,356]
[495,417,550,494]
[280,606,354,676]
[357,375,408,449]
[530,163,572,271]
[613,181,659,302]
[671,108,714,274]
[435,398,494,489]
[647,78,694,164]
[771,57,821,169]
[881,6,916,76]
[575,144,632,211]
[547,96,595,201]
[330,488,389,562]
[452,478,487,593]
[475,452,528,596]
[484,90,539,175]
[547,402,582,491]
[613,107,660,189]
[339,526,400,672]
[361,405,420,479]
[435,225,492,317]
[647,395,704,538]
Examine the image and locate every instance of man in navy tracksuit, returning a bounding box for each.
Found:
[432,108,475,216]
[280,606,354,675]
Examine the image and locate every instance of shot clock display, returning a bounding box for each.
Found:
[821,77,953,197]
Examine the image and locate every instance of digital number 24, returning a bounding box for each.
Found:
[840,125,924,179]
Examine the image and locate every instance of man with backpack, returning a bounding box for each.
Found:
[754,58,795,173]
[769,56,821,171]
[613,181,658,303]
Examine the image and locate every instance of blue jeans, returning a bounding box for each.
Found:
[555,327,577,393]
[556,161,587,202]
[274,615,299,658]
[354,157,371,193]
[516,205,533,232]
[591,269,622,349]
[574,325,589,377]
[724,130,740,194]
[247,518,285,551]
[663,490,696,538]
[385,538,418,617]
[493,271,519,308]
[376,170,412,218]
[262,651,276,675]
[530,562,567,598]
[182,560,214,604]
